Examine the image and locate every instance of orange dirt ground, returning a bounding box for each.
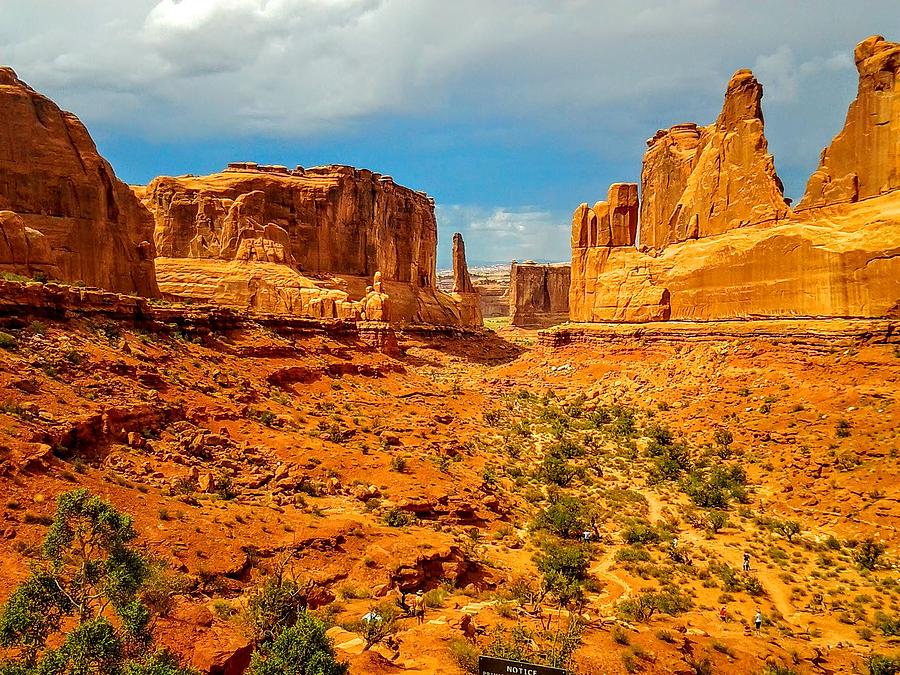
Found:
[0,312,897,674]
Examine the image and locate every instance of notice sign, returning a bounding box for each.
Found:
[478,656,567,675]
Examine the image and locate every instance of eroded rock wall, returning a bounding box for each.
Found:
[638,70,788,254]
[509,262,570,327]
[798,35,900,208]
[571,41,900,323]
[144,164,437,287]
[0,68,158,295]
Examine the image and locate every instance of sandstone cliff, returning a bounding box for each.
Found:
[798,35,900,208]
[509,262,570,327]
[639,70,788,253]
[570,39,900,323]
[142,164,480,326]
[0,68,158,295]
[143,163,437,287]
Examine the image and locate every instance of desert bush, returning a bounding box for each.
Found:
[773,519,801,542]
[533,496,587,539]
[382,508,414,528]
[705,510,729,534]
[621,521,660,545]
[682,464,747,508]
[449,637,480,674]
[0,332,18,351]
[536,543,590,607]
[247,611,348,675]
[867,654,900,675]
[618,587,691,622]
[875,613,900,637]
[0,489,196,674]
[538,451,579,487]
[855,538,888,570]
[616,547,651,563]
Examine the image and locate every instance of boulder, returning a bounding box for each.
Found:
[0,67,158,295]
[0,211,59,279]
[798,35,900,208]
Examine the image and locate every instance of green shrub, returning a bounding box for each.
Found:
[383,508,414,528]
[0,332,18,351]
[533,497,586,539]
[0,489,197,674]
[247,611,348,675]
[855,538,888,570]
[867,654,900,675]
[875,613,900,637]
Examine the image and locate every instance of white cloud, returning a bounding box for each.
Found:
[437,204,569,266]
[4,0,894,143]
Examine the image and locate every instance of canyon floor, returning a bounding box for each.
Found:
[0,307,898,674]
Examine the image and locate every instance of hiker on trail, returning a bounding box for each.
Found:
[672,537,678,550]
[719,606,727,623]
[743,551,751,572]
[754,609,762,633]
[582,530,592,543]
[413,590,426,625]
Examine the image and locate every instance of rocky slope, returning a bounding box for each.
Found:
[0,68,158,295]
[571,36,900,323]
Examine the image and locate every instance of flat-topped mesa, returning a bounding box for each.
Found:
[144,164,437,288]
[509,261,571,328]
[571,183,638,249]
[0,67,159,295]
[798,35,900,208]
[638,69,788,254]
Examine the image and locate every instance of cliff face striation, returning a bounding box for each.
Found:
[0,68,158,295]
[798,35,900,209]
[570,40,900,323]
[509,262,571,328]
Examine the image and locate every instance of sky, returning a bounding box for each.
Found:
[1,1,897,267]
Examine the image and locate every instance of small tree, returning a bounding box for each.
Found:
[713,429,734,457]
[855,538,888,571]
[247,611,348,675]
[773,519,801,543]
[0,489,195,674]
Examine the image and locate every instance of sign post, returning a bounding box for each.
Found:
[478,656,567,675]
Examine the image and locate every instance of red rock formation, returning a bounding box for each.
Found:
[570,193,900,321]
[448,232,482,326]
[798,35,900,208]
[0,211,59,279]
[144,165,436,287]
[144,164,482,326]
[509,262,570,327]
[451,232,475,294]
[0,68,158,295]
[572,183,639,249]
[638,70,788,253]
[571,42,900,324]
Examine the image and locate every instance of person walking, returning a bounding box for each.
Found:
[743,551,751,572]
[719,606,727,623]
[414,590,426,625]
[754,609,762,633]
